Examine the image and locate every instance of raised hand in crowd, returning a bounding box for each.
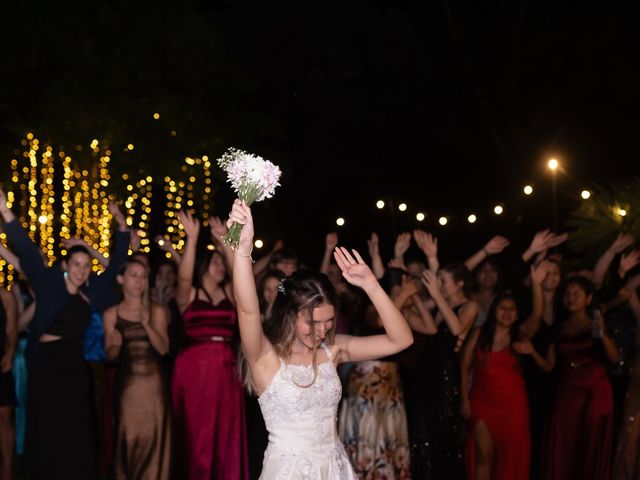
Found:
[61,237,109,267]
[394,232,411,264]
[593,233,636,288]
[155,235,182,264]
[320,232,339,274]
[108,202,128,232]
[414,230,439,273]
[209,215,235,271]
[367,232,385,280]
[619,249,640,279]
[522,229,567,263]
[465,235,509,271]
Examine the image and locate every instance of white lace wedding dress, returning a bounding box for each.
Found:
[257,344,357,479]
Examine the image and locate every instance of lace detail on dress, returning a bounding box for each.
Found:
[258,344,357,479]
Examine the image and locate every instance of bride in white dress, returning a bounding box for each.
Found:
[227,200,414,479]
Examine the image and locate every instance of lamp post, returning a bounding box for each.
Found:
[548,158,559,231]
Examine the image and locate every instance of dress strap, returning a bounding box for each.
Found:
[320,342,333,362]
[199,288,214,304]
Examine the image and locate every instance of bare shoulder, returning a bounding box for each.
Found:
[462,300,479,314]
[103,306,117,325]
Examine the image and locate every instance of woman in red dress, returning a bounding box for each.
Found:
[519,275,619,480]
[172,211,248,479]
[461,291,530,480]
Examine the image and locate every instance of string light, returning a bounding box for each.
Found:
[438,216,448,226]
[581,190,591,200]
[494,205,504,215]
[254,239,264,249]
[398,203,407,212]
[416,212,425,222]
[523,185,533,195]
[376,200,385,209]
[336,217,345,226]
[468,214,477,224]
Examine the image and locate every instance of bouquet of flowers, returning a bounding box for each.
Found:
[217,147,282,249]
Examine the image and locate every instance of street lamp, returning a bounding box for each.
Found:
[547,158,559,230]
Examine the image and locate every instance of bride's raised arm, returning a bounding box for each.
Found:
[333,247,413,363]
[228,200,269,365]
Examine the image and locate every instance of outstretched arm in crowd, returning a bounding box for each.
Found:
[519,261,552,340]
[155,235,182,265]
[592,233,635,288]
[175,211,199,313]
[464,235,510,272]
[252,239,283,278]
[413,230,439,273]
[62,237,109,268]
[393,232,411,270]
[208,216,235,274]
[0,242,22,274]
[320,232,339,274]
[392,278,437,334]
[367,233,385,280]
[0,187,47,289]
[422,270,477,337]
[522,229,568,264]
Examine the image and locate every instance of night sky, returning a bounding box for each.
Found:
[1,1,638,267]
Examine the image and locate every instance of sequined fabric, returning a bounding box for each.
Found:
[407,319,466,480]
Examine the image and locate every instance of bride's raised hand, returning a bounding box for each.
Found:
[226,199,254,252]
[333,246,378,293]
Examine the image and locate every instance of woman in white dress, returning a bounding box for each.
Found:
[228,200,414,479]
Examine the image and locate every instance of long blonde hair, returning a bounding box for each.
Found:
[240,269,337,394]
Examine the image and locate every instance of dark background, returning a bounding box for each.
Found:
[1,0,638,267]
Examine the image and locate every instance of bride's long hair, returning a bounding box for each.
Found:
[240,269,337,394]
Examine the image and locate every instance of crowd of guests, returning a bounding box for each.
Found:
[0,182,639,479]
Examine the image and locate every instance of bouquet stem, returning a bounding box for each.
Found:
[223,221,243,250]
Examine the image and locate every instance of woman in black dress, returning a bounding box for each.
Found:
[408,263,478,480]
[0,187,130,480]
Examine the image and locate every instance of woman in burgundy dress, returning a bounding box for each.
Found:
[520,275,619,480]
[172,211,247,479]
[461,291,530,480]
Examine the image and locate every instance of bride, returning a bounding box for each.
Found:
[227,199,413,479]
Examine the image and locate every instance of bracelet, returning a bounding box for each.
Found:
[237,246,255,263]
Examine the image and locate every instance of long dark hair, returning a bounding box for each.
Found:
[472,257,503,293]
[441,262,472,297]
[241,269,337,393]
[193,249,228,289]
[476,291,520,360]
